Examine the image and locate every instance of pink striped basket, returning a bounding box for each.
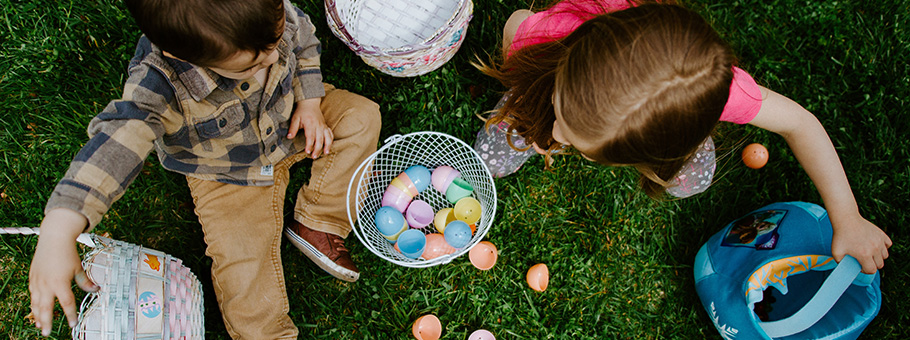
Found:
[326,0,473,77]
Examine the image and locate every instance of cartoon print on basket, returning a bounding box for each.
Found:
[722,210,785,249]
[139,291,163,318]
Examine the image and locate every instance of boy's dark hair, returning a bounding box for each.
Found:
[124,0,285,67]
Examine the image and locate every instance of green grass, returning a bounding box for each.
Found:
[1,0,908,338]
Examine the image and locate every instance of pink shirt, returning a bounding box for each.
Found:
[510,0,762,124]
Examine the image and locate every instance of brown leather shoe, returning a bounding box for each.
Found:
[285,221,359,282]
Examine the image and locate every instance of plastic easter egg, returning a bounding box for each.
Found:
[422,233,456,260]
[443,220,472,249]
[742,143,769,169]
[454,197,482,225]
[374,206,408,242]
[397,229,427,259]
[445,177,474,204]
[382,184,412,213]
[468,241,498,270]
[431,165,461,193]
[468,329,496,340]
[404,165,432,192]
[391,175,419,197]
[412,314,442,340]
[406,200,435,229]
[527,263,549,292]
[433,208,456,234]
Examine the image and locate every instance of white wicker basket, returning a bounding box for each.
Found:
[326,0,473,77]
[0,228,204,340]
[347,132,497,267]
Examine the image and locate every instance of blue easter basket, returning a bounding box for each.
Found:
[694,202,881,339]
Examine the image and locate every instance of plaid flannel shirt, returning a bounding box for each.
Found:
[46,1,324,229]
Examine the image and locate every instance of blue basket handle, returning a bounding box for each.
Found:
[759,255,864,338]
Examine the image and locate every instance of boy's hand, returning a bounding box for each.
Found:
[287,97,333,159]
[831,213,892,274]
[29,209,98,336]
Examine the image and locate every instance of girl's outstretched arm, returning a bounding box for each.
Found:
[747,86,892,274]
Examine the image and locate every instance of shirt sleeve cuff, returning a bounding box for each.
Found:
[45,185,108,231]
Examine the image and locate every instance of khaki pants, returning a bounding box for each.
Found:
[186,84,380,339]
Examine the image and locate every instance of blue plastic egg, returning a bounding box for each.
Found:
[404,165,432,193]
[443,220,472,249]
[374,206,408,242]
[397,229,427,259]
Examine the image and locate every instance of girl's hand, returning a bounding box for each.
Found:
[287,97,333,159]
[831,213,892,274]
[29,209,99,336]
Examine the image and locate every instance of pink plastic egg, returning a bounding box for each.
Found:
[412,314,442,340]
[431,165,461,193]
[468,329,496,340]
[468,241,498,270]
[527,263,549,292]
[381,184,412,213]
[423,233,456,260]
[406,200,435,229]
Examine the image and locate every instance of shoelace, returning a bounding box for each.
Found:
[331,237,349,253]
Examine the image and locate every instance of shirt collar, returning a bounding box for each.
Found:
[162,8,298,102]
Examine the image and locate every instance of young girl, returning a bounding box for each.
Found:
[476,0,891,274]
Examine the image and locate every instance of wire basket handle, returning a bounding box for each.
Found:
[0,227,98,248]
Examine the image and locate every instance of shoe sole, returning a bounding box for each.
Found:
[284,227,359,282]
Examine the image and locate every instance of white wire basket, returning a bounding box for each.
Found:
[347,132,497,267]
[325,0,473,77]
[0,228,204,340]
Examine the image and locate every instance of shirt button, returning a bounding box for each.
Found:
[240,82,250,91]
[219,118,227,127]
[266,127,273,135]
[270,144,277,152]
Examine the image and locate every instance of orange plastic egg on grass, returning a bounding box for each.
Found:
[742,143,769,169]
[527,263,549,292]
[468,241,498,270]
[412,314,442,340]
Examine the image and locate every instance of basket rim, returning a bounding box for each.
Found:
[326,0,471,55]
[346,131,497,268]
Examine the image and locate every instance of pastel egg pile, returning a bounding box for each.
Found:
[373,165,482,260]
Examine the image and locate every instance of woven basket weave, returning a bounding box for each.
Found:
[0,228,204,340]
[326,0,473,77]
[75,235,204,340]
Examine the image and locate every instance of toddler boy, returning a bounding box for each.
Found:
[28,0,380,338]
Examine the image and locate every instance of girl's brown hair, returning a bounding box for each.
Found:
[125,0,285,67]
[478,3,734,198]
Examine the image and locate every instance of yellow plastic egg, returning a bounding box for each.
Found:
[433,208,455,234]
[526,263,549,292]
[454,197,482,225]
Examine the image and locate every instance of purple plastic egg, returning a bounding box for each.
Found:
[405,200,435,229]
[468,329,496,340]
[381,184,412,213]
